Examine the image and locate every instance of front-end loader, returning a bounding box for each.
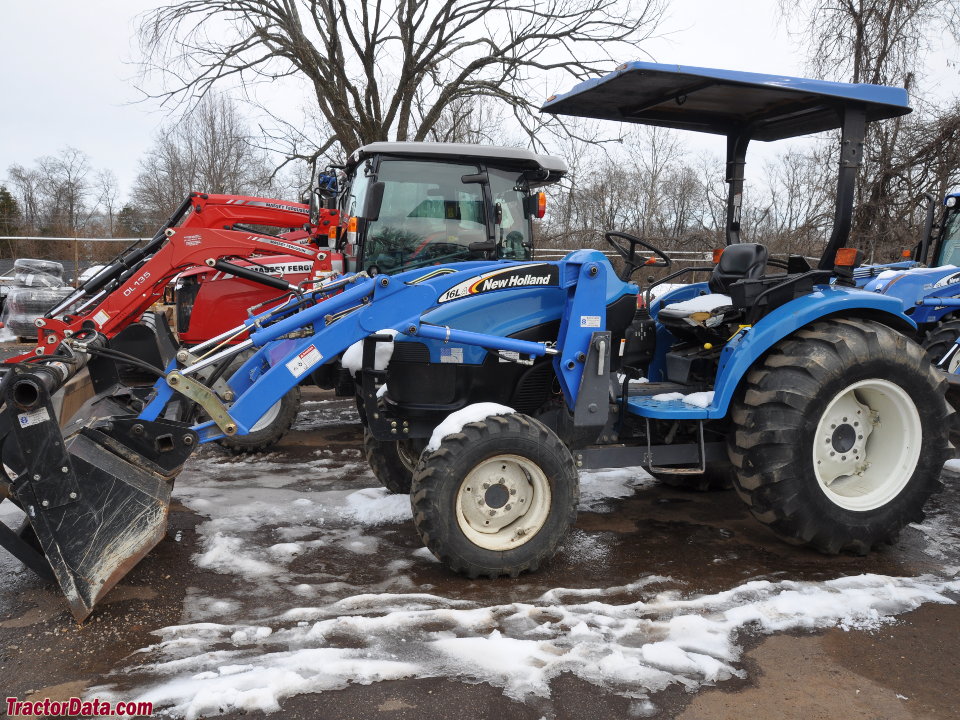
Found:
[1,64,951,622]
[2,191,342,452]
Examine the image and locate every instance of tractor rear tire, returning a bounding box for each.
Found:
[411,413,578,578]
[363,428,425,494]
[921,319,960,371]
[218,386,301,454]
[729,318,951,554]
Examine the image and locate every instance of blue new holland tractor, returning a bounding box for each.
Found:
[855,193,960,366]
[0,63,953,620]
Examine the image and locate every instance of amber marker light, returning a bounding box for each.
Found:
[834,248,859,267]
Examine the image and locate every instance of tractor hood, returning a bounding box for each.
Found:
[864,264,960,302]
[541,62,911,141]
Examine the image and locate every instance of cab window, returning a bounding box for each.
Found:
[362,160,486,275]
[488,168,532,261]
[938,210,960,266]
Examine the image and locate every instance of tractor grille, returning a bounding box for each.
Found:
[392,341,431,363]
[512,362,554,413]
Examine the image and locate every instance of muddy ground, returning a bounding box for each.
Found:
[1,388,958,719]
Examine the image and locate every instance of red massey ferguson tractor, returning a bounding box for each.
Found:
[8,190,343,450]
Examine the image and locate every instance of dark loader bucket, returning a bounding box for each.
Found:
[0,365,196,622]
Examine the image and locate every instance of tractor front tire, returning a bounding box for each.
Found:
[411,413,578,578]
[218,386,301,454]
[363,428,425,494]
[729,318,951,554]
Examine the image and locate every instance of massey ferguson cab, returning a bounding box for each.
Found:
[327,143,567,276]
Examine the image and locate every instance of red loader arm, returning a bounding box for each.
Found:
[9,191,340,363]
[181,193,338,238]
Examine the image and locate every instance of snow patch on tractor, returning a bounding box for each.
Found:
[660,293,733,313]
[650,391,715,408]
[680,391,714,408]
[425,403,516,451]
[341,329,398,374]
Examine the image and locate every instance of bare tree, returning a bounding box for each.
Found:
[6,165,43,235]
[7,147,95,236]
[754,147,835,257]
[40,147,94,234]
[138,0,666,167]
[420,96,506,144]
[94,170,120,237]
[782,0,960,259]
[131,93,275,224]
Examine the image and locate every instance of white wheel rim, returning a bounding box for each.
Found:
[455,454,551,550]
[947,350,960,374]
[249,399,283,433]
[812,378,922,511]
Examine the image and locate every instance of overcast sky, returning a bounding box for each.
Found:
[2,0,958,200]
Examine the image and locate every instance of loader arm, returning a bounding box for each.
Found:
[10,228,329,362]
[138,251,625,442]
[7,191,339,364]
[180,193,325,233]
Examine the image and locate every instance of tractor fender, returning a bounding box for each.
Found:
[709,286,915,419]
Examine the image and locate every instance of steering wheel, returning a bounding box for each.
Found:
[604,231,672,281]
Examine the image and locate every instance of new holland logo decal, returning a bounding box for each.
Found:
[437,264,559,303]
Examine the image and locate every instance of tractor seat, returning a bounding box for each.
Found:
[658,243,768,344]
[708,243,768,293]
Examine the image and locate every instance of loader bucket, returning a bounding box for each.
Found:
[0,366,197,622]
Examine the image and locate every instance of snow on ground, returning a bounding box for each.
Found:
[578,467,657,511]
[103,574,959,720]
[90,398,960,718]
[0,497,24,526]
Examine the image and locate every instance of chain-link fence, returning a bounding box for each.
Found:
[0,237,146,340]
[0,236,145,286]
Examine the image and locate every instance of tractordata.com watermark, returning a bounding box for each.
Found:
[6,697,153,717]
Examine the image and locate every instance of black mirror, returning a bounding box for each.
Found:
[522,194,536,219]
[461,171,488,184]
[362,181,385,221]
